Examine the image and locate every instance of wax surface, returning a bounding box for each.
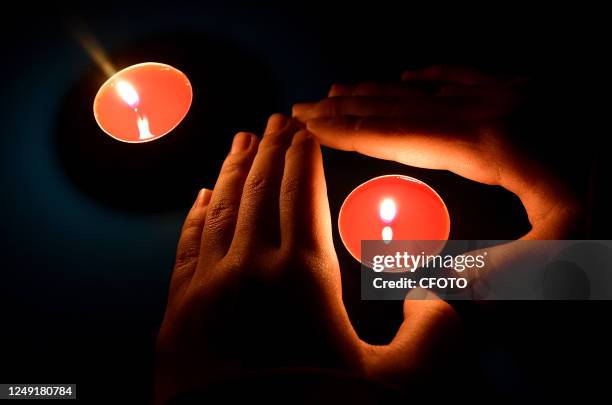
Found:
[93,62,192,143]
[338,175,450,263]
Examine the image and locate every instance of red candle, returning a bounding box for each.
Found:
[338,175,450,263]
[93,62,192,143]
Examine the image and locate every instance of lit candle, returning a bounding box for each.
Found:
[338,175,450,263]
[93,62,192,143]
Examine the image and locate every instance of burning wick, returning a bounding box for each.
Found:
[93,62,192,143]
[115,80,153,140]
[381,226,393,242]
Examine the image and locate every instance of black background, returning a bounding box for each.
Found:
[0,2,609,403]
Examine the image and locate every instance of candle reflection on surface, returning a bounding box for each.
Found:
[93,62,192,143]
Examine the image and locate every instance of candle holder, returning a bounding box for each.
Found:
[93,62,192,143]
[338,174,450,265]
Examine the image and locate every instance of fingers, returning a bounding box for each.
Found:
[401,64,496,85]
[169,188,212,299]
[326,66,497,99]
[305,113,576,238]
[305,116,501,186]
[280,130,334,253]
[297,94,511,122]
[294,95,499,123]
[328,82,428,98]
[232,114,300,251]
[328,81,504,100]
[367,292,460,382]
[197,132,260,266]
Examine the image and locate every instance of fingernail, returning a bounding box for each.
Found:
[230,132,252,154]
[197,188,212,206]
[266,113,287,132]
[292,103,313,118]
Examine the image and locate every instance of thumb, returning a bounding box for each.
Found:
[364,290,461,384]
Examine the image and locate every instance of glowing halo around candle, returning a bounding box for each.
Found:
[93,62,192,143]
[338,175,450,264]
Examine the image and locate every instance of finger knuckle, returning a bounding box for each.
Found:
[219,252,246,272]
[245,171,271,194]
[226,240,261,264]
[182,216,204,234]
[219,250,271,279]
[289,247,317,266]
[282,176,303,199]
[282,227,325,257]
[221,156,251,179]
[205,198,236,230]
[174,244,199,268]
[284,247,332,277]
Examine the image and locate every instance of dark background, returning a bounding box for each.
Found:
[0,2,609,403]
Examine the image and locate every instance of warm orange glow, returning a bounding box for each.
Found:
[339,175,450,262]
[116,80,140,108]
[93,62,192,143]
[74,27,117,78]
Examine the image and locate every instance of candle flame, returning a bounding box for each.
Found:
[116,80,154,140]
[137,116,154,140]
[116,80,140,108]
[380,198,397,223]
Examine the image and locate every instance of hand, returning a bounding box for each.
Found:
[293,66,584,289]
[155,115,459,404]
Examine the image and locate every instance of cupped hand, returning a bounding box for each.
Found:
[155,115,459,404]
[293,66,584,287]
